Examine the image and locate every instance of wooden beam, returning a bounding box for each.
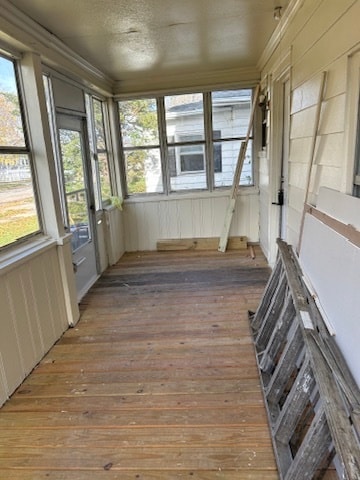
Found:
[157,236,247,251]
[218,84,261,252]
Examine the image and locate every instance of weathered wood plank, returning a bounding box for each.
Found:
[0,445,277,470]
[0,249,276,480]
[0,471,280,480]
[157,236,248,251]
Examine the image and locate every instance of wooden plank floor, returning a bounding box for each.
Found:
[0,247,280,479]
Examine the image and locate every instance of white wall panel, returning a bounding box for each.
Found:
[299,213,360,387]
[123,192,259,251]
[0,245,69,406]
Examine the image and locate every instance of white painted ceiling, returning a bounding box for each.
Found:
[8,0,290,87]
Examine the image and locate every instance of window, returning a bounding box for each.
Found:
[212,89,253,187]
[0,54,41,249]
[119,98,163,195]
[118,88,254,196]
[86,96,113,207]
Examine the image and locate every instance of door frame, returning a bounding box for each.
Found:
[268,54,291,265]
[56,112,100,300]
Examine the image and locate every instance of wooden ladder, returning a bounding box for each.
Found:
[251,239,360,480]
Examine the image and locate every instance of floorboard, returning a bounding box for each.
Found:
[0,248,280,479]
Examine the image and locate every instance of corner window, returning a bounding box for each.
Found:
[0,54,41,249]
[86,96,113,207]
[118,88,254,196]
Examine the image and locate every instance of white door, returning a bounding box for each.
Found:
[57,114,98,300]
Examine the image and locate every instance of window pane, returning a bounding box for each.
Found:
[119,99,159,147]
[0,56,26,147]
[93,98,106,151]
[124,148,163,194]
[214,140,253,188]
[59,129,86,194]
[98,152,112,201]
[169,146,207,191]
[67,191,90,251]
[212,89,252,139]
[0,154,40,247]
[165,94,204,143]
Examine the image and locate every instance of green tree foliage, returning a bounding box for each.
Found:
[119,99,158,194]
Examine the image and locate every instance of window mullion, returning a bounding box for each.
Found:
[157,97,169,195]
[204,92,214,191]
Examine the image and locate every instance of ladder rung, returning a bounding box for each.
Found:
[284,405,332,480]
[266,322,304,402]
[274,358,316,444]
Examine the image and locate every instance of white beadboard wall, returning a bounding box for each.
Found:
[123,191,259,252]
[0,243,69,406]
[260,0,359,251]
[104,206,125,265]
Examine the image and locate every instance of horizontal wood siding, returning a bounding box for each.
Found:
[261,0,359,248]
[123,192,259,251]
[0,245,69,406]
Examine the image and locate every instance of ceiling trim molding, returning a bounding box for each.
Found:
[114,66,260,97]
[0,0,114,93]
[257,0,304,71]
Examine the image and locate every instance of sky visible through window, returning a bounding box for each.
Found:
[0,56,17,94]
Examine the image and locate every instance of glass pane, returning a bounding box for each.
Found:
[59,128,92,250]
[0,56,26,147]
[119,99,159,147]
[67,191,90,251]
[165,93,204,143]
[59,129,86,194]
[124,148,163,194]
[98,152,112,201]
[0,154,40,248]
[212,89,252,139]
[93,98,106,150]
[169,146,207,192]
[214,140,253,188]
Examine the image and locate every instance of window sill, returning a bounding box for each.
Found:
[0,235,57,276]
[125,185,259,204]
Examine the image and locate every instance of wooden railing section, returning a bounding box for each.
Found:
[251,239,360,480]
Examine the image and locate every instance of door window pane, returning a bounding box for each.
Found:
[0,154,40,247]
[59,128,91,251]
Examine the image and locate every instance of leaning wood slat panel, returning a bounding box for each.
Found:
[265,323,304,404]
[277,240,360,479]
[284,406,332,480]
[273,358,316,444]
[251,256,283,332]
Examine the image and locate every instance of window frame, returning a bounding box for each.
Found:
[86,94,114,208]
[118,88,255,197]
[0,52,42,251]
